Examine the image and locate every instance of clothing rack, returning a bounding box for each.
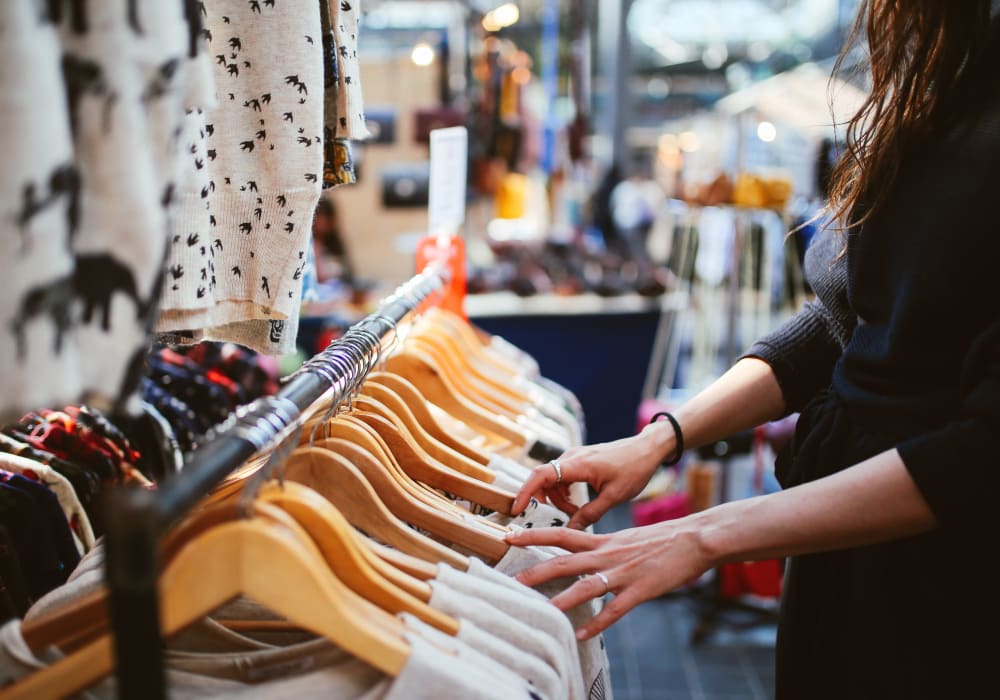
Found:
[103,265,447,700]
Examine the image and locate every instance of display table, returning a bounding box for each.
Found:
[467,292,684,444]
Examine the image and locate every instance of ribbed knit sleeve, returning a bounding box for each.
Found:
[743,229,855,413]
[896,315,1000,533]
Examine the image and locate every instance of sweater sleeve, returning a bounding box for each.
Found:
[896,315,1000,533]
[743,230,855,413]
[744,299,847,413]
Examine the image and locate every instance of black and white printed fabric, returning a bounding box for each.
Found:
[157,0,324,355]
[0,0,206,422]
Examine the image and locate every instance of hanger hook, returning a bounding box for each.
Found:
[308,345,353,445]
[370,313,399,369]
[344,327,382,393]
[235,396,300,517]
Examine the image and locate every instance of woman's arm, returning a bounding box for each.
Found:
[507,447,936,639]
[513,357,786,528]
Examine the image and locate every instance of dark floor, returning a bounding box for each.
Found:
[597,505,778,700]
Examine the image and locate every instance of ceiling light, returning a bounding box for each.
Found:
[411,42,436,67]
[482,3,519,32]
[757,121,777,142]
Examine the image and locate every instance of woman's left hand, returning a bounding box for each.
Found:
[504,518,717,640]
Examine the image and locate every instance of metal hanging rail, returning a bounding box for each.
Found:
[103,265,447,699]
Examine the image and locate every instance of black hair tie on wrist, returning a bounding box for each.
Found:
[650,411,684,466]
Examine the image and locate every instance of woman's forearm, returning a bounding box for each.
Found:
[643,357,786,459]
[695,448,937,565]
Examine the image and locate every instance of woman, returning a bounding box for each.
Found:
[507,3,1000,698]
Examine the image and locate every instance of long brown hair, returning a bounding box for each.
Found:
[827,0,994,229]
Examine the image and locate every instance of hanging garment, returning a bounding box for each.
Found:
[0,618,543,699]
[0,0,206,421]
[0,453,94,554]
[428,577,584,700]
[331,0,369,141]
[158,0,325,355]
[467,555,614,700]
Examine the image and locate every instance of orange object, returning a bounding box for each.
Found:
[415,235,467,320]
[495,172,527,219]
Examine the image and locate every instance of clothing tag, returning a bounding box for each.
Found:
[428,126,468,237]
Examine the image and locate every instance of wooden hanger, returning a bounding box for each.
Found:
[282,445,469,570]
[260,482,428,601]
[310,440,509,563]
[384,350,529,447]
[405,332,571,448]
[256,481,459,634]
[365,538,437,581]
[21,494,421,655]
[337,413,502,522]
[406,335,526,419]
[2,510,410,700]
[357,382,495,480]
[21,499,261,654]
[367,372,492,466]
[410,322,534,406]
[395,337,546,440]
[350,400,515,515]
[422,307,527,377]
[307,414,469,518]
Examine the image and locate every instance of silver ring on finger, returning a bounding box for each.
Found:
[594,571,610,596]
[550,459,563,483]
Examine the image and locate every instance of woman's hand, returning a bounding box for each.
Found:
[511,421,676,529]
[504,518,716,639]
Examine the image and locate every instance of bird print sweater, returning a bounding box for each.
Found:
[157,0,325,354]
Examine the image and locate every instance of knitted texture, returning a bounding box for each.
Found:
[743,228,853,412]
[0,0,197,421]
[332,0,369,139]
[158,0,324,354]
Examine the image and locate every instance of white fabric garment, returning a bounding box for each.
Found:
[489,336,541,377]
[429,576,584,700]
[487,545,613,700]
[488,455,534,484]
[433,566,587,700]
[158,0,325,354]
[0,620,539,699]
[399,614,552,700]
[454,620,565,700]
[0,0,196,420]
[491,469,525,494]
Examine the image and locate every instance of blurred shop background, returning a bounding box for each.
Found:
[305,3,865,698]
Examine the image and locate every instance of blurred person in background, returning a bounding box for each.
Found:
[312,196,354,284]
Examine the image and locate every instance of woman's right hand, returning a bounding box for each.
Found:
[512,420,677,529]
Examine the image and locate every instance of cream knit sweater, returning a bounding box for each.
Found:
[158,0,325,354]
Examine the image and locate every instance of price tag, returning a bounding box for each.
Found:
[428,126,468,239]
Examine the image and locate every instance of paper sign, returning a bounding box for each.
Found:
[428,126,468,239]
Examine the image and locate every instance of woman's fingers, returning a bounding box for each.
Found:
[566,492,616,530]
[505,525,600,551]
[512,549,607,588]
[574,587,643,640]
[544,484,580,517]
[512,461,563,515]
[549,571,614,612]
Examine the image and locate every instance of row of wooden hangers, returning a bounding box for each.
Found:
[2,307,571,700]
